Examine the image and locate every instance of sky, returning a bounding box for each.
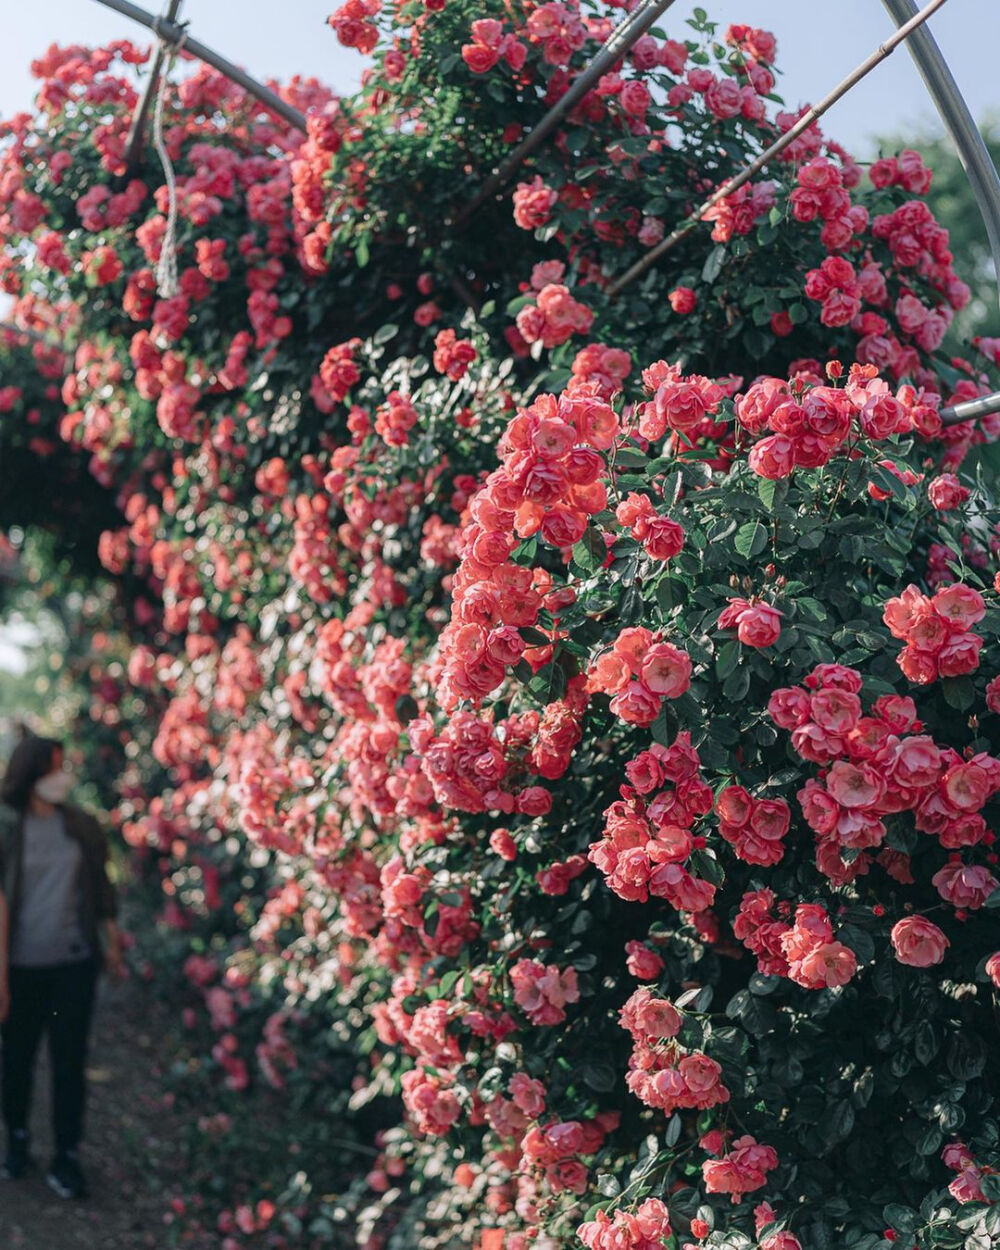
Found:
[0,1,997,154]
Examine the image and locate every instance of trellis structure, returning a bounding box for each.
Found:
[92,0,306,132]
[69,0,1000,425]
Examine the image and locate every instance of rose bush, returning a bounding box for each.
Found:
[2,5,1000,1250]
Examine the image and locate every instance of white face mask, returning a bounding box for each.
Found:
[34,770,74,805]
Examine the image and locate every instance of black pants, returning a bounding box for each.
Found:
[1,959,98,1155]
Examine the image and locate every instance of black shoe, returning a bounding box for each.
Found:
[1,1130,30,1179]
[46,1150,88,1199]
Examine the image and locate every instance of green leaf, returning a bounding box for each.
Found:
[701,243,726,284]
[981,1173,1000,1201]
[942,676,975,711]
[734,520,767,559]
[723,664,750,702]
[620,584,643,624]
[650,702,673,746]
[528,663,567,704]
[395,694,419,724]
[572,527,607,575]
[757,477,787,510]
[869,461,910,501]
[580,1063,616,1093]
[946,1031,988,1081]
[715,639,740,679]
[614,447,647,469]
[914,1019,941,1065]
[726,988,777,1035]
[839,924,875,965]
[820,1100,855,1147]
[882,1205,918,1234]
[796,597,828,623]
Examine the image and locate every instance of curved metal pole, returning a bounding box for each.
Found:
[90,0,307,132]
[607,0,948,298]
[450,0,678,228]
[881,0,1000,315]
[940,390,1000,426]
[122,0,184,175]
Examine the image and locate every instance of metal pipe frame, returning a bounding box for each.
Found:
[91,0,306,132]
[451,0,678,228]
[121,0,184,175]
[881,0,1000,316]
[607,0,948,297]
[940,390,1000,426]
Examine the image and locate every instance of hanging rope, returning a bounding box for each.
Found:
[150,18,186,299]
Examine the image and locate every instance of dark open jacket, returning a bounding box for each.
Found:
[0,801,118,967]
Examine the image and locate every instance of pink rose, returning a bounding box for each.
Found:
[610,680,662,726]
[642,516,685,561]
[984,952,1000,987]
[736,603,782,648]
[790,941,857,989]
[810,689,861,733]
[943,758,999,811]
[625,941,665,980]
[704,77,742,119]
[639,643,692,698]
[932,584,985,629]
[470,18,503,47]
[748,433,795,479]
[890,736,942,787]
[620,987,682,1040]
[668,286,697,315]
[937,631,982,677]
[619,80,651,118]
[820,290,862,327]
[512,176,558,229]
[890,915,949,966]
[761,1236,803,1250]
[653,381,708,432]
[932,861,999,910]
[897,644,938,685]
[716,785,753,827]
[927,473,970,511]
[883,584,930,638]
[509,1072,546,1117]
[767,687,811,729]
[826,760,884,808]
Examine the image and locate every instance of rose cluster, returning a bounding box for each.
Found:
[882,582,985,684]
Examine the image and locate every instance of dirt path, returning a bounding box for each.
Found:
[0,977,172,1249]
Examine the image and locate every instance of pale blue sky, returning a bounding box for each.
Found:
[0,1,998,154]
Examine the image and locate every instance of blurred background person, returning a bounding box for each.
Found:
[0,732,124,1200]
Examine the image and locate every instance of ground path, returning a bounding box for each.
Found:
[0,977,174,1249]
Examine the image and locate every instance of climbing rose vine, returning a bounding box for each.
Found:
[2,4,1000,1250]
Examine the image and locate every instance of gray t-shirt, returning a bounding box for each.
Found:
[10,811,91,967]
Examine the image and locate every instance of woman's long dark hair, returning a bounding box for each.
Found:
[0,733,62,812]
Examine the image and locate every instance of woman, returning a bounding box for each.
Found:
[0,732,124,1200]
